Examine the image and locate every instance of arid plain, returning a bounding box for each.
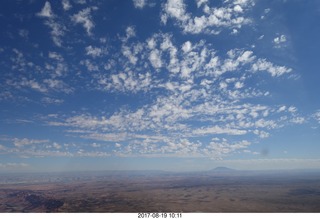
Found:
[1,169,320,212]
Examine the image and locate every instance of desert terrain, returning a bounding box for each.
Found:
[1,169,320,212]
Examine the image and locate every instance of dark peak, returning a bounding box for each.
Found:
[211,167,236,172]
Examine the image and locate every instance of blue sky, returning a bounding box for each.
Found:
[1,0,320,172]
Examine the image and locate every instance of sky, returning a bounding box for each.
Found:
[1,0,320,172]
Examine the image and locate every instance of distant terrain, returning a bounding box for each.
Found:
[1,169,320,212]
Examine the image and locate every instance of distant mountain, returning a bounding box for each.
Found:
[210,167,236,172]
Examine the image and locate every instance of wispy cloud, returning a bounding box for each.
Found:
[13,138,49,147]
[37,2,66,47]
[0,163,29,169]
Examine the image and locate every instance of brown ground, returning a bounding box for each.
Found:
[1,170,320,212]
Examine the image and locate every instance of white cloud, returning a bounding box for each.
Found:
[80,59,99,71]
[253,130,270,138]
[71,7,96,35]
[85,45,103,57]
[13,138,49,147]
[149,49,162,69]
[44,79,74,93]
[133,0,146,9]
[62,0,72,11]
[42,97,64,105]
[98,72,153,93]
[193,126,247,135]
[291,117,305,124]
[37,2,66,47]
[82,133,129,142]
[39,29,298,159]
[205,139,251,159]
[273,34,287,46]
[20,78,48,93]
[0,163,29,169]
[196,0,208,8]
[231,28,239,35]
[234,81,244,89]
[288,106,297,113]
[74,0,86,4]
[91,143,101,148]
[19,29,29,39]
[181,41,192,53]
[313,111,320,123]
[161,0,253,34]
[278,105,286,112]
[162,0,189,23]
[251,59,292,77]
[37,1,54,18]
[234,5,243,13]
[48,52,64,61]
[44,19,66,47]
[0,144,6,150]
[124,26,136,41]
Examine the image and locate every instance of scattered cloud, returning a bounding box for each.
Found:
[273,34,287,48]
[133,0,147,9]
[62,0,72,11]
[313,111,320,123]
[37,2,66,47]
[193,126,247,136]
[85,45,103,57]
[36,1,54,18]
[290,116,306,124]
[0,163,29,169]
[71,7,96,36]
[41,97,64,105]
[251,59,292,77]
[19,29,29,39]
[2,0,316,162]
[13,138,49,147]
[161,0,254,34]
